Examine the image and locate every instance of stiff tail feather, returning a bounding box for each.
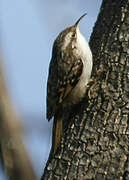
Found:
[52,114,62,154]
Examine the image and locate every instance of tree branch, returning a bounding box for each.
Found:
[0,59,37,180]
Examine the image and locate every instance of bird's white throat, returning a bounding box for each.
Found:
[76,27,92,62]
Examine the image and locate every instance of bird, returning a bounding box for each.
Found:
[46,13,93,154]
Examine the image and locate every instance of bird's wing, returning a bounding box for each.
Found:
[58,59,83,103]
[47,57,83,120]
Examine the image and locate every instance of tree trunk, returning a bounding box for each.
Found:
[42,0,129,179]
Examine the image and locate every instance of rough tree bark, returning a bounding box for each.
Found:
[42,0,129,179]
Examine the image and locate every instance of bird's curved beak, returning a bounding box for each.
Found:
[74,13,87,26]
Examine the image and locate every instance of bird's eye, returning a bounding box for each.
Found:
[72,33,76,38]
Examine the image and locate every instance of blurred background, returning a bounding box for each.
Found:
[0,0,102,179]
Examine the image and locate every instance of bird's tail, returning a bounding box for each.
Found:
[52,113,62,154]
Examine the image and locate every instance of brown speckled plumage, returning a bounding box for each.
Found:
[46,14,92,153]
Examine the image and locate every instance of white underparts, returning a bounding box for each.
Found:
[70,27,93,104]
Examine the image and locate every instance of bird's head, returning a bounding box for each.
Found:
[53,13,87,54]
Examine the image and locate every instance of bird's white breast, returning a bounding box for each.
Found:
[70,27,93,104]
